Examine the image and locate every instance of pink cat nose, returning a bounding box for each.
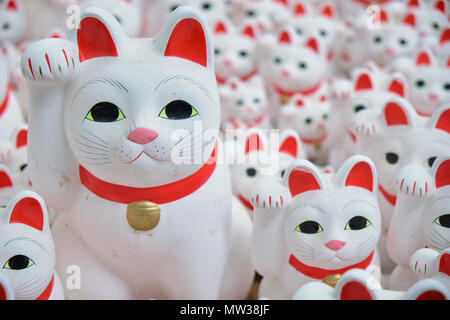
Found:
[384,48,394,55]
[224,59,232,67]
[282,70,290,78]
[127,127,158,145]
[429,93,439,101]
[325,240,346,251]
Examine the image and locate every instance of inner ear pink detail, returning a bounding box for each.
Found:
[440,28,450,45]
[345,162,373,192]
[416,51,431,66]
[245,133,263,154]
[6,0,17,11]
[407,0,419,8]
[241,25,255,39]
[403,13,416,27]
[435,109,450,134]
[416,291,446,300]
[293,3,306,15]
[78,17,118,62]
[321,5,334,18]
[279,31,291,44]
[214,21,227,34]
[15,129,27,149]
[380,10,388,23]
[435,159,450,189]
[305,38,319,54]
[434,0,445,14]
[355,73,373,91]
[0,171,12,188]
[9,197,44,231]
[279,136,298,158]
[165,19,207,67]
[340,281,373,300]
[384,102,409,126]
[288,168,321,197]
[388,79,405,97]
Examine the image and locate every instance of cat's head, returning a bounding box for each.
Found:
[335,23,369,73]
[5,125,28,188]
[407,0,448,45]
[64,6,219,188]
[366,10,419,66]
[362,98,450,197]
[212,20,258,81]
[0,0,25,44]
[261,28,325,92]
[0,191,55,300]
[282,155,381,270]
[164,0,226,28]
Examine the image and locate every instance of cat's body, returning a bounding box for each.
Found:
[22,6,251,299]
[251,156,381,299]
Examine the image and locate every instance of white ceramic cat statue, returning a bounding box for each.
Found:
[250,155,381,299]
[409,247,450,292]
[387,154,450,290]
[0,0,26,45]
[21,6,252,299]
[0,190,64,300]
[293,267,449,300]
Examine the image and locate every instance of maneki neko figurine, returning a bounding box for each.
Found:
[293,267,449,300]
[387,155,450,290]
[0,191,64,300]
[21,6,253,299]
[0,0,26,45]
[250,155,381,299]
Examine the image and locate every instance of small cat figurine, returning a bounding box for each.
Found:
[212,19,259,85]
[278,92,331,166]
[21,6,252,299]
[0,0,26,45]
[293,267,449,300]
[250,155,381,299]
[387,154,450,290]
[0,190,64,300]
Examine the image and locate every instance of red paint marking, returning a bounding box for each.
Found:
[415,261,418,272]
[412,182,416,195]
[62,49,69,69]
[28,58,35,79]
[238,194,253,211]
[9,197,44,231]
[45,53,52,74]
[269,196,271,207]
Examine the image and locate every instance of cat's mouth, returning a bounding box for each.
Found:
[126,151,163,164]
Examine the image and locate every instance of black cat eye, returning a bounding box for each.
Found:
[159,100,198,120]
[353,105,366,113]
[4,255,34,270]
[246,168,257,177]
[345,216,371,230]
[85,102,125,122]
[296,221,323,234]
[434,214,450,228]
[385,152,399,165]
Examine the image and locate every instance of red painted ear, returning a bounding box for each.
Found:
[354,73,373,91]
[446,56,450,68]
[279,136,298,158]
[241,25,256,39]
[435,109,450,134]
[416,51,431,66]
[345,162,374,192]
[274,0,288,7]
[402,12,416,27]
[9,197,44,231]
[6,0,17,11]
[288,167,321,197]
[0,284,6,300]
[320,4,334,19]
[77,17,118,62]
[384,102,409,126]
[416,291,446,300]
[407,0,419,8]
[245,133,264,154]
[214,21,227,34]
[0,169,13,189]
[15,128,27,149]
[435,159,450,189]
[293,3,306,16]
[388,79,405,97]
[165,18,207,67]
[278,30,291,44]
[440,28,450,45]
[305,37,319,54]
[439,253,450,276]
[434,0,445,14]
[380,9,388,23]
[340,281,373,300]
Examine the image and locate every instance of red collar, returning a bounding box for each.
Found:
[79,143,218,205]
[216,69,258,85]
[289,251,375,280]
[300,134,327,145]
[274,80,323,98]
[36,274,54,300]
[0,84,11,118]
[246,113,267,128]
[378,184,397,206]
[238,194,253,211]
[417,110,431,117]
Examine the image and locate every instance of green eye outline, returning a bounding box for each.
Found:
[424,157,437,169]
[85,102,126,122]
[434,214,450,228]
[295,220,324,234]
[344,215,372,231]
[3,255,35,270]
[159,103,198,120]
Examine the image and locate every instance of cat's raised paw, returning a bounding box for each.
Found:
[251,177,290,210]
[409,248,439,277]
[20,38,79,82]
[0,141,13,163]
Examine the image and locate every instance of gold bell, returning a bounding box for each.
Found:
[322,274,341,288]
[280,95,290,105]
[126,201,160,231]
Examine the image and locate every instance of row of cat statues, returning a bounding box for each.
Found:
[0,0,448,300]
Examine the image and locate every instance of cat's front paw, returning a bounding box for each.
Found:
[0,140,13,163]
[395,165,434,198]
[251,177,290,210]
[330,79,352,100]
[350,110,378,137]
[21,38,79,82]
[409,248,439,277]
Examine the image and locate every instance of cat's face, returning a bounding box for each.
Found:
[64,7,219,188]
[4,125,28,188]
[283,156,381,270]
[165,0,225,27]
[262,29,325,92]
[213,21,258,81]
[0,0,25,44]
[409,0,448,43]
[336,26,368,72]
[232,0,288,33]
[0,191,54,300]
